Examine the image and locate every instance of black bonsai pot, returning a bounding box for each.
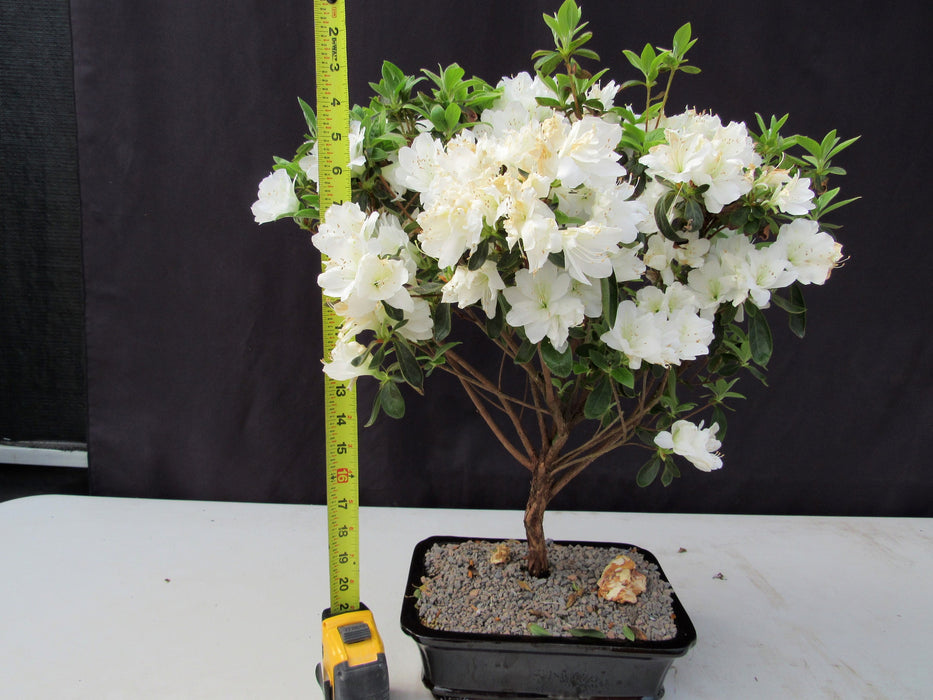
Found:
[400,535,696,699]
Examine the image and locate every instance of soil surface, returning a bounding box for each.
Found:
[415,539,678,641]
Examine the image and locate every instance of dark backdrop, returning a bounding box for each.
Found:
[1,1,86,442]
[69,1,931,515]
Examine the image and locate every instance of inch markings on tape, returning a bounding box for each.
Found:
[314,0,359,616]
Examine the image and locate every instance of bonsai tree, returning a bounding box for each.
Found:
[253,0,854,577]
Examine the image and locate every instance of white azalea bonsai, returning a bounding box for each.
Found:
[253,1,854,577]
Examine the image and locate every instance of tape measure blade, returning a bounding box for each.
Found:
[314,0,360,614]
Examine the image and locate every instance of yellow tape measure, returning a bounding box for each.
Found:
[313,6,389,696]
[314,0,359,616]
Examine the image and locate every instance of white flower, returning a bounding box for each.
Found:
[609,245,647,282]
[397,297,435,341]
[589,183,645,245]
[480,72,554,136]
[702,232,757,307]
[313,203,415,319]
[323,338,375,382]
[631,284,713,365]
[641,110,761,213]
[503,262,585,352]
[687,257,730,314]
[313,202,375,267]
[415,132,500,269]
[385,131,442,194]
[673,231,711,269]
[497,173,560,272]
[417,186,491,269]
[499,114,566,182]
[774,219,843,285]
[570,277,603,317]
[442,261,506,319]
[654,420,723,472]
[745,244,796,307]
[560,222,622,283]
[599,300,666,369]
[251,169,300,224]
[643,234,677,280]
[586,80,619,111]
[667,308,715,363]
[555,115,627,189]
[774,174,815,215]
[344,253,412,317]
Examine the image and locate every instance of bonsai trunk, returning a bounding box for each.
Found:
[524,463,553,578]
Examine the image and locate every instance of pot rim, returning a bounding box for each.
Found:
[400,534,697,655]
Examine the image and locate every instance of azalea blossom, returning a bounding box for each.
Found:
[757,168,815,215]
[586,80,619,111]
[555,115,627,189]
[442,261,506,319]
[654,420,723,472]
[497,173,560,272]
[504,263,584,352]
[560,222,623,283]
[640,110,761,213]
[323,338,375,383]
[480,72,554,136]
[774,219,844,284]
[385,131,442,195]
[600,300,667,369]
[251,169,300,224]
[313,203,416,320]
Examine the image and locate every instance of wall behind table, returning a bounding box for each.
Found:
[72,0,932,515]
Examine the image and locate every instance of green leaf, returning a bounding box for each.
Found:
[600,274,619,328]
[394,339,424,392]
[622,48,645,73]
[621,625,636,642]
[434,303,452,342]
[485,299,505,339]
[745,302,773,366]
[654,191,688,243]
[671,23,696,58]
[770,290,806,315]
[378,381,405,419]
[468,238,490,271]
[364,391,383,428]
[429,104,446,132]
[570,628,607,639]
[584,375,613,420]
[515,338,537,364]
[444,103,462,130]
[660,455,680,487]
[683,198,705,232]
[788,283,807,338]
[541,339,572,378]
[297,97,317,136]
[528,623,551,637]
[382,302,405,322]
[711,405,728,441]
[610,364,635,389]
[636,454,662,488]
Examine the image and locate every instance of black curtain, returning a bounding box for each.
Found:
[1,1,86,443]
[70,1,932,515]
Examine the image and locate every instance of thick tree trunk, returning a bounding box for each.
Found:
[523,464,552,577]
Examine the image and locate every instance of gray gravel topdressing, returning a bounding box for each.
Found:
[415,539,678,641]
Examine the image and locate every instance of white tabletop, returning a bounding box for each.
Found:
[0,495,929,699]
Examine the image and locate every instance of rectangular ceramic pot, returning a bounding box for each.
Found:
[400,535,696,700]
